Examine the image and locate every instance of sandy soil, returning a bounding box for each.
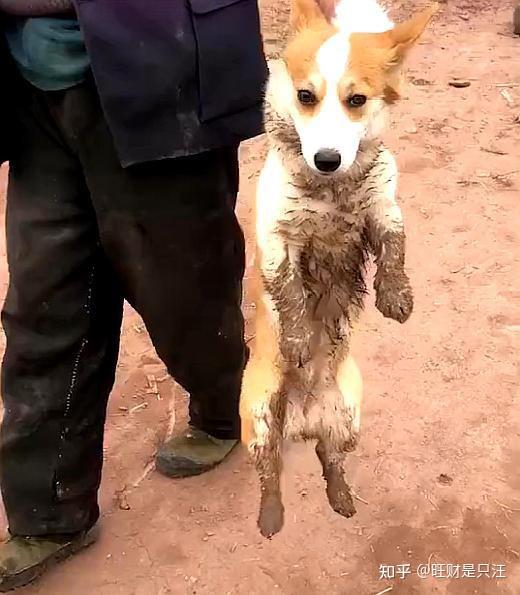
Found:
[0,1,519,593]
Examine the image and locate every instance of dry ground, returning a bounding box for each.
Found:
[0,1,519,593]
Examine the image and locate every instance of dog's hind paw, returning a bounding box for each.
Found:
[327,485,356,519]
[330,495,356,519]
[258,494,285,538]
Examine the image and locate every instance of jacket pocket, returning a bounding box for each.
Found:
[188,0,267,122]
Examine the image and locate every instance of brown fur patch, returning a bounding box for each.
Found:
[348,6,437,103]
[285,23,337,88]
[284,23,337,117]
[347,35,402,102]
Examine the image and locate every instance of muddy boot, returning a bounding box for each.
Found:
[156,427,237,478]
[0,527,98,592]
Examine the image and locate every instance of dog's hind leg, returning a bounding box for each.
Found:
[254,393,286,538]
[240,283,286,538]
[242,364,285,538]
[316,354,363,518]
[336,354,363,447]
[316,439,356,518]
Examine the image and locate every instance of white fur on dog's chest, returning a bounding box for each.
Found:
[276,191,367,253]
[256,150,378,279]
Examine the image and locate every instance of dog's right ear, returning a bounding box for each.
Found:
[291,0,337,30]
[385,4,438,67]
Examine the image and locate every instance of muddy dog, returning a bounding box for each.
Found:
[240,0,436,538]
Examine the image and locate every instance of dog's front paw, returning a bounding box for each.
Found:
[375,270,413,323]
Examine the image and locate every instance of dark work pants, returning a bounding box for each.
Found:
[0,78,246,536]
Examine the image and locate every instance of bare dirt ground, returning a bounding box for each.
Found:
[0,1,519,593]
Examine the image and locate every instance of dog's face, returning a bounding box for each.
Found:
[268,0,436,176]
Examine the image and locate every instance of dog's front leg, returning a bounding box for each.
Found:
[366,151,413,323]
[372,229,413,323]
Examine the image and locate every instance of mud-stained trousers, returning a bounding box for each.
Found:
[0,77,246,536]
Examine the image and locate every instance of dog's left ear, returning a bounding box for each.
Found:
[290,0,337,30]
[316,0,337,22]
[386,4,438,67]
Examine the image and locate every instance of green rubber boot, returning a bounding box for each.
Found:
[156,427,238,478]
[0,526,98,592]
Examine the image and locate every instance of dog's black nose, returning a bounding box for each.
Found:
[314,149,341,173]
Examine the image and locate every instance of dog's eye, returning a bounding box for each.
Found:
[347,94,367,107]
[297,90,317,105]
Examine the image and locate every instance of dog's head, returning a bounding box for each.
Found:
[267,0,437,176]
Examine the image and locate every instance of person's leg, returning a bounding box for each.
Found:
[76,82,246,473]
[0,82,123,589]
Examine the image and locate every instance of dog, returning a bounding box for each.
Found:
[240,0,437,538]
